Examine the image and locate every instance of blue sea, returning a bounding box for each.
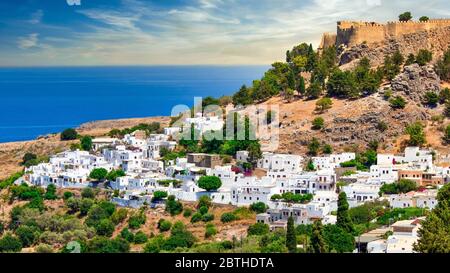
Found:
[0,66,268,143]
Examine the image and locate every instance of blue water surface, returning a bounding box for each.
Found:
[0,65,268,142]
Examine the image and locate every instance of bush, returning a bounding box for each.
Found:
[44,184,57,200]
[201,213,214,222]
[81,187,96,199]
[405,122,426,146]
[63,191,73,200]
[79,198,95,216]
[128,212,146,229]
[415,49,433,66]
[80,135,93,151]
[389,96,407,109]
[379,179,417,195]
[247,223,269,236]
[111,208,128,225]
[221,212,238,223]
[444,125,450,144]
[165,195,183,216]
[134,231,148,244]
[86,236,130,253]
[315,97,333,112]
[15,225,39,247]
[205,224,217,238]
[198,206,209,215]
[191,212,202,223]
[35,243,54,253]
[424,92,439,107]
[162,222,196,250]
[95,219,115,237]
[120,228,135,243]
[60,128,78,141]
[89,168,108,181]
[312,117,324,130]
[0,233,22,253]
[399,11,412,22]
[152,191,168,202]
[198,176,222,191]
[183,208,193,218]
[250,202,268,214]
[106,169,126,182]
[308,137,320,156]
[157,219,172,232]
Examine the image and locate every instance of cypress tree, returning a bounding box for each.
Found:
[336,192,354,233]
[286,216,297,253]
[311,220,327,253]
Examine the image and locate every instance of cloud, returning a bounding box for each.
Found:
[29,10,43,24]
[2,0,450,66]
[17,33,39,49]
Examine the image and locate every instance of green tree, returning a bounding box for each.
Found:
[105,169,126,181]
[80,135,93,151]
[308,138,320,156]
[286,216,297,253]
[419,16,429,22]
[414,184,450,253]
[336,192,354,233]
[158,219,172,232]
[315,97,333,112]
[44,184,57,200]
[89,168,108,181]
[323,225,355,253]
[250,202,268,214]
[306,81,322,99]
[0,233,22,252]
[399,12,413,22]
[151,191,168,202]
[15,225,39,247]
[405,53,416,66]
[134,231,148,244]
[205,223,217,238]
[405,122,426,146]
[312,117,325,130]
[439,88,450,104]
[198,176,222,192]
[247,223,269,236]
[60,128,78,141]
[327,69,358,98]
[322,144,333,154]
[96,219,115,237]
[416,49,433,66]
[165,195,183,216]
[310,221,327,253]
[232,85,253,106]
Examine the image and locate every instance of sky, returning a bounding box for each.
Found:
[0,0,449,66]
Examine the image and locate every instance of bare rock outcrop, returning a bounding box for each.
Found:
[391,64,441,102]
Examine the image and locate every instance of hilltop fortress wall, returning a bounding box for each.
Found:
[319,19,450,49]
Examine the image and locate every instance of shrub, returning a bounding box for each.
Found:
[444,125,450,144]
[191,213,202,223]
[95,219,115,237]
[151,191,168,202]
[201,213,214,222]
[120,228,135,243]
[315,97,333,112]
[205,224,217,238]
[15,225,39,247]
[198,176,222,191]
[35,243,53,253]
[111,208,128,225]
[128,212,146,229]
[89,168,108,181]
[165,195,183,216]
[247,223,269,236]
[312,117,324,130]
[221,212,238,223]
[81,188,96,199]
[415,49,433,66]
[134,231,148,244]
[60,128,78,141]
[389,96,407,109]
[424,92,439,107]
[183,208,193,218]
[0,233,22,253]
[250,202,268,214]
[44,184,57,200]
[157,219,172,232]
[80,135,93,151]
[405,122,426,146]
[308,137,320,156]
[198,206,209,215]
[399,12,412,22]
[377,121,388,132]
[63,191,73,200]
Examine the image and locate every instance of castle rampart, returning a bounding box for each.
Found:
[328,19,450,48]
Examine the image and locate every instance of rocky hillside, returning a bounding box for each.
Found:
[339,25,450,69]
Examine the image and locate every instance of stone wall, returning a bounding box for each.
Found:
[335,19,450,48]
